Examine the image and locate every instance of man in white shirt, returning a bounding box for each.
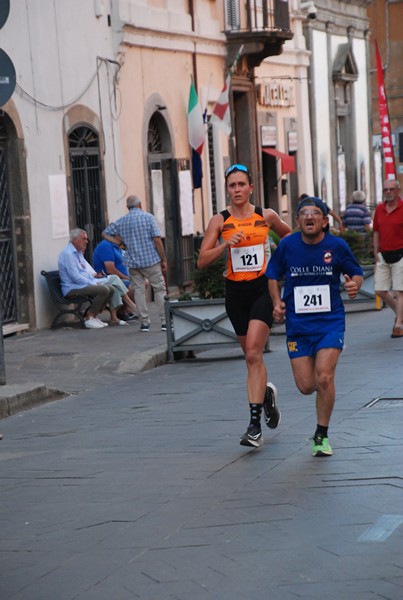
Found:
[58,229,135,328]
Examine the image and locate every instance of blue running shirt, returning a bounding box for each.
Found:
[266,232,363,336]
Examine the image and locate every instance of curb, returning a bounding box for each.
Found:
[0,345,169,420]
[117,345,168,374]
[0,384,69,419]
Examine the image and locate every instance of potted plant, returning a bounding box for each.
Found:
[335,230,377,308]
[337,230,374,265]
[191,256,226,299]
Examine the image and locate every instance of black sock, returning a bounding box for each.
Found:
[250,403,262,427]
[315,424,328,439]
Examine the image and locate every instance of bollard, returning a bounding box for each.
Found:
[0,307,5,384]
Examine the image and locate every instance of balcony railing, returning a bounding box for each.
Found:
[247,0,290,31]
[226,0,290,32]
[225,0,292,68]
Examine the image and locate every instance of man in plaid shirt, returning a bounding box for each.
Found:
[103,195,168,332]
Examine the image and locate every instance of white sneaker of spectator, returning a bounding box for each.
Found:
[85,317,106,329]
[95,318,108,327]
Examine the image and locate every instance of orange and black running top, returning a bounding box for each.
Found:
[220,206,271,282]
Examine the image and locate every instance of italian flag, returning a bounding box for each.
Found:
[187,80,205,155]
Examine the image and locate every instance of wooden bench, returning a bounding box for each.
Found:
[41,269,93,329]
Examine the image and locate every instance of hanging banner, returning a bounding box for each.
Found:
[49,174,69,239]
[375,41,396,180]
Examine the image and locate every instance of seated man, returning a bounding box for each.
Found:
[92,238,137,321]
[58,228,136,329]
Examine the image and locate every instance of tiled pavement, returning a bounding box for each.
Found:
[0,306,402,599]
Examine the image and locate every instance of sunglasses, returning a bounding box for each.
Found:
[225,164,251,181]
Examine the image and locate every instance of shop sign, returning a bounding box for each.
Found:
[257,81,295,107]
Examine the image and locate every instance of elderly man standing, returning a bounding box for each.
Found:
[58,229,135,329]
[373,179,403,338]
[102,195,168,332]
[342,190,372,232]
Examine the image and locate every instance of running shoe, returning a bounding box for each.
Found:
[312,435,333,457]
[140,323,150,332]
[263,382,281,429]
[240,424,263,448]
[161,323,167,332]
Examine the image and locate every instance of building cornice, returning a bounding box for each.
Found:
[122,25,226,59]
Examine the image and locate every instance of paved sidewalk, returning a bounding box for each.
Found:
[0,302,168,418]
[0,302,396,418]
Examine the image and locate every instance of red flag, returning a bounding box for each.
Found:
[375,41,396,180]
[210,74,232,135]
[210,45,244,135]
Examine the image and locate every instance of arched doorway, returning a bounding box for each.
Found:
[68,125,105,262]
[0,109,34,329]
[147,112,193,289]
[0,118,17,323]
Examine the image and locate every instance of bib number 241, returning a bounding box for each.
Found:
[294,285,331,313]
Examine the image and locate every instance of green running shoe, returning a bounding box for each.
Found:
[312,434,333,457]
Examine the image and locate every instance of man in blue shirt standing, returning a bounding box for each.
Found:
[266,197,363,457]
[102,195,168,332]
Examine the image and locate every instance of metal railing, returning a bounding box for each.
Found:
[248,0,290,31]
[227,0,290,32]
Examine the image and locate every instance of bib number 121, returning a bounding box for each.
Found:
[231,244,264,272]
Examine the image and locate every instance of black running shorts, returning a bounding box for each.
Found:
[225,276,274,336]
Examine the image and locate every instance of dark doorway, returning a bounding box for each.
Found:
[262,152,279,213]
[69,126,105,263]
[0,125,17,323]
[148,112,193,289]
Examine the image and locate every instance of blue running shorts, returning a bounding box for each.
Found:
[286,331,345,359]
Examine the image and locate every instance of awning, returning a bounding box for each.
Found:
[262,148,296,174]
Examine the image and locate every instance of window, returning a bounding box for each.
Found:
[225,0,240,30]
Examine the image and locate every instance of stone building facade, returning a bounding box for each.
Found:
[0,0,375,332]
